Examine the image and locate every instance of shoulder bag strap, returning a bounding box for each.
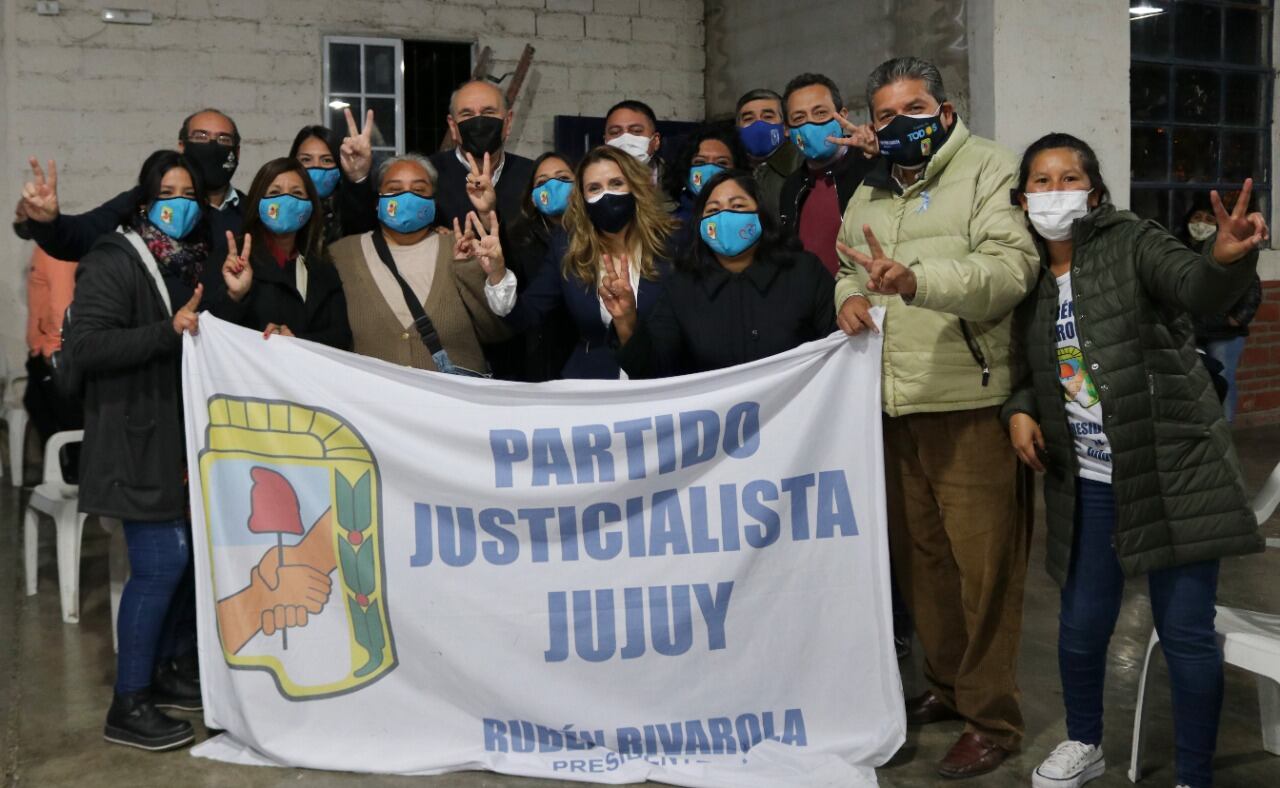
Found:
[369,230,443,355]
[120,228,174,317]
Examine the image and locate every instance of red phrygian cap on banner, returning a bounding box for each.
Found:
[248,467,305,536]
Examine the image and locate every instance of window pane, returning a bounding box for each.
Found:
[1132,126,1169,181]
[1172,127,1218,183]
[1173,2,1221,62]
[1174,69,1220,123]
[1222,131,1262,182]
[1131,2,1171,58]
[1223,8,1266,66]
[328,43,361,94]
[326,97,359,134]
[366,97,397,147]
[1224,73,1265,127]
[1131,64,1170,122]
[1130,188,1171,229]
[365,45,397,95]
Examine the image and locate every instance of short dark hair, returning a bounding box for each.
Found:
[1016,132,1111,205]
[605,99,658,129]
[865,56,947,111]
[735,88,784,117]
[133,149,209,234]
[663,121,748,200]
[179,108,241,146]
[680,169,795,273]
[782,74,844,117]
[288,125,341,162]
[242,157,326,260]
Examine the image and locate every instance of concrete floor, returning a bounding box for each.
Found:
[2,427,1278,788]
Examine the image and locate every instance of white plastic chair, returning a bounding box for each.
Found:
[1,374,28,487]
[1128,464,1280,782]
[23,430,87,623]
[100,517,128,652]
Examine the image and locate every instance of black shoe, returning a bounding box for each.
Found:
[103,691,195,752]
[151,662,203,712]
[171,650,201,686]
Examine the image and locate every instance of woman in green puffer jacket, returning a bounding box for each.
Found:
[1000,133,1266,788]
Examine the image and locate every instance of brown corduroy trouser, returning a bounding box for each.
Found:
[883,405,1030,752]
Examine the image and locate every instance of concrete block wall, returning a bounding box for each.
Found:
[0,0,705,370]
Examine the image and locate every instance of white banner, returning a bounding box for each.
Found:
[182,315,903,787]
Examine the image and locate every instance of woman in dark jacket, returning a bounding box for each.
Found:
[221,157,352,349]
[289,124,378,243]
[66,150,216,752]
[605,170,835,377]
[1001,133,1266,788]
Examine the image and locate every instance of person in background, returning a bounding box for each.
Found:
[66,150,215,752]
[289,124,379,243]
[327,154,509,374]
[779,73,876,275]
[481,145,675,379]
[1179,201,1266,423]
[735,88,803,222]
[835,56,1039,778]
[604,99,673,209]
[219,158,351,349]
[1004,133,1266,788]
[23,246,82,482]
[662,121,748,229]
[608,170,834,377]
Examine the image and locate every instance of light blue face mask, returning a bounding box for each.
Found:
[531,178,573,217]
[147,196,202,240]
[687,163,727,196]
[788,118,843,161]
[258,194,314,234]
[307,166,341,199]
[700,210,762,257]
[377,191,436,233]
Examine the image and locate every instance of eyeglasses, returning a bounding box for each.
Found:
[186,129,236,146]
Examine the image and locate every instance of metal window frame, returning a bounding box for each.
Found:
[322,35,406,156]
[1130,0,1274,228]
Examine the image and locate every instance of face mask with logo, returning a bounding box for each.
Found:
[258,194,314,235]
[183,141,238,191]
[875,111,947,168]
[585,190,636,234]
[377,192,436,234]
[700,210,762,257]
[739,120,785,158]
[307,166,341,199]
[687,163,726,196]
[1025,190,1092,241]
[606,134,654,165]
[1188,222,1216,242]
[147,196,202,240]
[788,119,842,162]
[458,115,505,159]
[531,178,573,217]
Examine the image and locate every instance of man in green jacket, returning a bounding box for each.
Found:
[835,56,1039,779]
[733,88,803,222]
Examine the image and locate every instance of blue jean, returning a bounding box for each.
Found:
[1203,336,1247,422]
[1059,478,1223,788]
[115,520,196,695]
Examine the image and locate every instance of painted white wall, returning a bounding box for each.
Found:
[0,0,706,370]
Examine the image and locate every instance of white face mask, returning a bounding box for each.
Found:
[606,133,653,165]
[1188,221,1215,242]
[1025,189,1091,241]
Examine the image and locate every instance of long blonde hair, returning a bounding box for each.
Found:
[560,146,674,286]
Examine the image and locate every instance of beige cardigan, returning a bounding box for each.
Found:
[329,231,510,372]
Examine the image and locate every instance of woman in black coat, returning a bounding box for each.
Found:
[221,157,352,349]
[604,170,836,377]
[289,124,378,243]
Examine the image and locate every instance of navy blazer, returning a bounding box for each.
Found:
[504,229,671,379]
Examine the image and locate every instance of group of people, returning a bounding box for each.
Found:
[12,54,1269,788]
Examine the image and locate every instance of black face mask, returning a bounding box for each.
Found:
[585,191,636,234]
[875,112,950,168]
[184,141,238,191]
[457,115,505,159]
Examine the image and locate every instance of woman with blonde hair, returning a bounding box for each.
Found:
[480,145,674,378]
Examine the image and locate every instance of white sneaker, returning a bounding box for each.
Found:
[1032,740,1105,787]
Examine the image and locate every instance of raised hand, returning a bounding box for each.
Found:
[340,107,375,183]
[1210,178,1270,264]
[222,230,253,302]
[464,152,498,216]
[1009,413,1046,473]
[827,115,879,158]
[20,157,59,223]
[599,253,638,340]
[451,215,478,260]
[172,284,203,336]
[837,294,879,336]
[467,210,506,282]
[838,225,917,299]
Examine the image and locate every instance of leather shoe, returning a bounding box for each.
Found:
[905,690,963,726]
[937,731,1009,779]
